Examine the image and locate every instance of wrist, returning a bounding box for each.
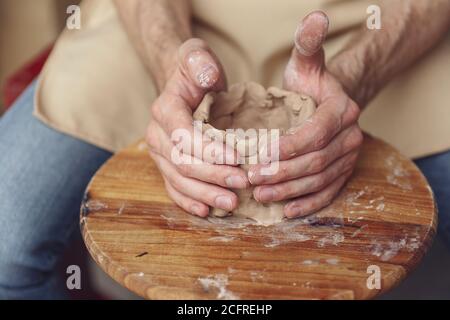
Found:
[147,41,182,91]
[327,53,371,108]
[136,1,192,91]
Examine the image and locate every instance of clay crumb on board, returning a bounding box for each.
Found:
[208,235,236,242]
[227,267,237,274]
[198,274,239,300]
[317,231,345,247]
[85,200,108,211]
[325,258,340,265]
[249,271,264,282]
[264,232,311,248]
[302,259,319,265]
[370,236,420,261]
[385,155,412,190]
[345,188,368,206]
[118,202,125,215]
[302,258,339,266]
[351,224,369,238]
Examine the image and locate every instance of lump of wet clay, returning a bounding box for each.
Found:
[193,82,316,226]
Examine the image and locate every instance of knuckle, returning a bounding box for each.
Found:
[145,126,158,151]
[343,126,363,152]
[348,100,361,121]
[169,175,183,191]
[312,126,329,150]
[150,101,162,122]
[313,174,328,191]
[311,152,328,173]
[275,164,290,182]
[341,130,361,153]
[352,127,364,147]
[280,137,296,158]
[177,163,192,177]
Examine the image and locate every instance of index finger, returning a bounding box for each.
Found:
[276,95,359,160]
[151,92,240,165]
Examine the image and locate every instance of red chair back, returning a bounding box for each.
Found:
[3,45,53,109]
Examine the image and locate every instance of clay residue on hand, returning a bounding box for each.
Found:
[193,82,316,226]
[198,274,239,300]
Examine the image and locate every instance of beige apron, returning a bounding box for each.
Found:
[34,0,450,158]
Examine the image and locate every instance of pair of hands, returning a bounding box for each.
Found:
[146,11,363,219]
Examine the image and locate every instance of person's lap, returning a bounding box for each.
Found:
[415,151,450,247]
[0,81,112,299]
[0,81,449,299]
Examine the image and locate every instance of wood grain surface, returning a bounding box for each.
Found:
[80,134,436,300]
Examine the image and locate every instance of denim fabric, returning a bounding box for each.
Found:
[415,151,450,248]
[0,82,112,299]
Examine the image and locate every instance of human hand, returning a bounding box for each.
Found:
[146,39,249,218]
[249,11,363,218]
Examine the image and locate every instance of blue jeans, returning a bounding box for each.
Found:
[415,152,450,247]
[0,82,449,299]
[0,82,112,299]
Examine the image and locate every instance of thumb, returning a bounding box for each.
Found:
[289,11,329,75]
[165,38,227,109]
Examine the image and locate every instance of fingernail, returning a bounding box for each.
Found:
[247,170,254,183]
[215,196,233,211]
[258,188,278,202]
[285,204,302,218]
[225,176,247,189]
[295,12,329,56]
[190,204,205,216]
[248,170,261,185]
[197,65,217,88]
[187,51,218,88]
